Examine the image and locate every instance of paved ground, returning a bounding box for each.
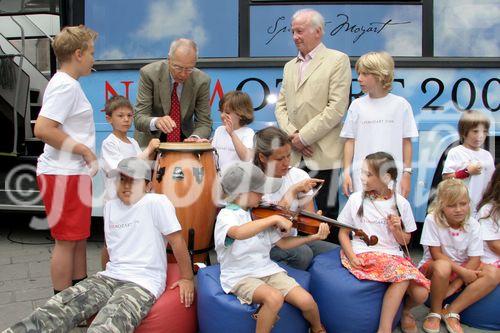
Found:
[0,213,495,332]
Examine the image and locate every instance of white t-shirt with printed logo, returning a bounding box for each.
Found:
[419,214,483,266]
[100,193,181,298]
[337,191,416,257]
[340,93,418,192]
[477,203,500,265]
[212,126,255,173]
[214,205,285,293]
[37,71,95,175]
[101,133,143,202]
[442,145,494,214]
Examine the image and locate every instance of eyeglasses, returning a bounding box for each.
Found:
[171,63,194,74]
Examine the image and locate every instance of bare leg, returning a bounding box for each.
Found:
[402,282,429,330]
[284,286,323,332]
[73,239,87,280]
[378,280,409,333]
[252,284,284,333]
[51,240,77,290]
[448,264,498,314]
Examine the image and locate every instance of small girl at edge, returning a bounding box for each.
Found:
[338,152,429,333]
[212,90,254,173]
[419,178,497,333]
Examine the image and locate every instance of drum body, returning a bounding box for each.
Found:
[152,143,218,263]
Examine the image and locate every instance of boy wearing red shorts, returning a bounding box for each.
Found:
[35,25,98,294]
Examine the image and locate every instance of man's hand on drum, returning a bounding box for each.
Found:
[183,136,210,143]
[170,277,195,307]
[155,115,177,133]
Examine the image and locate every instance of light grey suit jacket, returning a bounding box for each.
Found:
[134,60,212,147]
[275,44,351,170]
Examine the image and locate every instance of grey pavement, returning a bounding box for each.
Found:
[0,214,496,333]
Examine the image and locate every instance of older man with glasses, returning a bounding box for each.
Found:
[134,38,212,146]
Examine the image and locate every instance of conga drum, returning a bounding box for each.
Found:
[152,142,219,263]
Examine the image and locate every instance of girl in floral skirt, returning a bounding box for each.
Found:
[338,151,430,333]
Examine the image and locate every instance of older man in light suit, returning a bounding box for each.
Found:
[134,38,212,147]
[275,9,351,223]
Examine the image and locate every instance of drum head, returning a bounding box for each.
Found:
[158,142,213,152]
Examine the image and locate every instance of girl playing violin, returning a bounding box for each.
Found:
[419,178,498,333]
[338,152,429,333]
[254,127,337,270]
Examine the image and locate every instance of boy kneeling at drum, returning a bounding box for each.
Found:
[4,158,194,333]
[215,161,328,333]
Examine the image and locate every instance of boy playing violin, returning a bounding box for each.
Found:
[215,162,328,333]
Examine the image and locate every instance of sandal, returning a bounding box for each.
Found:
[422,312,441,333]
[443,306,463,333]
[400,312,418,333]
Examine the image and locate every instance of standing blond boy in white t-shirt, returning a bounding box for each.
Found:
[35,25,98,294]
[341,51,418,198]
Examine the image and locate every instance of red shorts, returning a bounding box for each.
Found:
[37,174,92,241]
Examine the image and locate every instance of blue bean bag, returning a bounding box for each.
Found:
[197,263,310,333]
[443,285,500,331]
[309,248,402,333]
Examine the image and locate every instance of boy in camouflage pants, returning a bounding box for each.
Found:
[4,157,194,332]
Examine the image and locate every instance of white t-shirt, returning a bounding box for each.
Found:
[442,145,494,213]
[419,214,483,266]
[100,193,181,298]
[101,133,142,202]
[477,203,500,265]
[262,167,312,236]
[340,93,418,192]
[214,204,285,293]
[212,126,254,172]
[337,191,416,256]
[37,71,95,175]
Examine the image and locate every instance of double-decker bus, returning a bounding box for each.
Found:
[0,0,498,222]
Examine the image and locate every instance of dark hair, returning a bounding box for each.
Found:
[357,151,400,217]
[104,95,133,117]
[458,110,490,144]
[219,91,254,126]
[253,126,291,171]
[477,164,500,224]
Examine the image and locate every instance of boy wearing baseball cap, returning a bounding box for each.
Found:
[5,157,194,332]
[215,161,328,333]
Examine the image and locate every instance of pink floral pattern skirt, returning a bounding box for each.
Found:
[341,250,430,289]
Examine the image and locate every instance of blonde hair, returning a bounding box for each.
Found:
[355,51,394,91]
[458,110,490,144]
[219,91,254,126]
[52,25,97,63]
[429,179,471,229]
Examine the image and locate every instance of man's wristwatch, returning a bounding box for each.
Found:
[403,167,412,175]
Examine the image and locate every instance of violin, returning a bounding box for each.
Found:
[250,203,378,246]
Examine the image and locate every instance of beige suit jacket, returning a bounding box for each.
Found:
[134,60,212,147]
[275,44,351,170]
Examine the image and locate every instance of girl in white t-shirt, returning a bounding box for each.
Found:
[476,164,500,269]
[338,152,429,333]
[341,51,418,199]
[254,126,337,270]
[212,91,254,173]
[419,178,497,333]
[442,110,494,215]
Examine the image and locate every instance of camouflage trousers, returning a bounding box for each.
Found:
[3,274,155,333]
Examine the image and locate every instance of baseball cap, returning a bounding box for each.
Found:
[109,157,152,181]
[221,162,282,197]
